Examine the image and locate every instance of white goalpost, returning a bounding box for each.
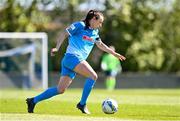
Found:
[0,32,48,89]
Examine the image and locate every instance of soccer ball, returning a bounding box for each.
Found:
[102,98,118,114]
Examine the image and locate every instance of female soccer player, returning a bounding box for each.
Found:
[26,10,126,114]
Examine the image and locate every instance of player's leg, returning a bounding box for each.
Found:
[74,60,97,114]
[26,86,59,113]
[33,76,72,103]
[57,76,72,94]
[106,70,117,90]
[26,76,72,113]
[74,60,98,80]
[26,54,75,113]
[106,76,116,90]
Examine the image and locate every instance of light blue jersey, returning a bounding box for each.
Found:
[66,21,100,60]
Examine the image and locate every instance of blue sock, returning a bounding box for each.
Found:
[80,78,96,105]
[33,87,59,104]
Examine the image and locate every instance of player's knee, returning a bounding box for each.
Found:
[57,87,66,94]
[91,73,98,81]
[60,89,66,94]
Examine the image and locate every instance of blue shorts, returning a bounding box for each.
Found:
[60,53,83,79]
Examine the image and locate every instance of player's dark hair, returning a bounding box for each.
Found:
[83,10,103,30]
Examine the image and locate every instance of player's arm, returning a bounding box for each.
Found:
[95,39,126,61]
[51,31,69,56]
[51,22,83,56]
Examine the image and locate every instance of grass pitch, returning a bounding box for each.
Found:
[0,89,180,121]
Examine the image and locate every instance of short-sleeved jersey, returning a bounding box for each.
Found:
[66,21,100,60]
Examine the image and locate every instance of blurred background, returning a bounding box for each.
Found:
[0,0,180,89]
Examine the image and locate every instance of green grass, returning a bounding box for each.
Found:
[0,89,180,121]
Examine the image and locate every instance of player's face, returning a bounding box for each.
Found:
[91,15,104,29]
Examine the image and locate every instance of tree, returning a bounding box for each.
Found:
[102,0,180,72]
[0,0,51,32]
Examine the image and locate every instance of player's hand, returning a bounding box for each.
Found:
[114,53,126,61]
[51,48,58,56]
